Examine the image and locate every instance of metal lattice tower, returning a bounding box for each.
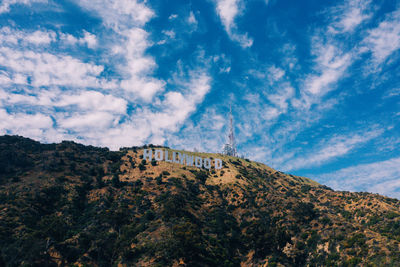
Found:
[222,106,237,157]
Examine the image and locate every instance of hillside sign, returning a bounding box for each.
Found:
[143,149,223,169]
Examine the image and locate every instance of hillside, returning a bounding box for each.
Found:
[0,135,399,266]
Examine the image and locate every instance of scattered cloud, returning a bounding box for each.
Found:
[0,0,212,150]
[168,14,178,20]
[282,128,384,171]
[0,27,55,45]
[0,27,97,49]
[60,31,97,48]
[267,85,294,112]
[55,91,127,114]
[75,0,154,28]
[167,107,226,153]
[0,0,47,14]
[118,28,165,102]
[317,157,400,199]
[213,54,231,73]
[0,47,106,88]
[267,65,285,83]
[0,108,55,142]
[362,9,400,64]
[382,88,400,99]
[188,11,197,25]
[215,0,253,47]
[162,30,176,39]
[329,0,372,34]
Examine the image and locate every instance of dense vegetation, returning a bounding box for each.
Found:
[0,135,399,266]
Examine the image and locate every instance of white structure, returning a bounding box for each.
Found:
[222,106,237,157]
[143,149,223,169]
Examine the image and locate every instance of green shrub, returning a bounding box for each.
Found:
[138,163,146,171]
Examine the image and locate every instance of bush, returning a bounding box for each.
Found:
[138,163,146,171]
[112,174,121,188]
[156,175,163,185]
[194,170,208,183]
[293,202,318,223]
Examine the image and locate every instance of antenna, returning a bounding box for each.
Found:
[222,104,237,157]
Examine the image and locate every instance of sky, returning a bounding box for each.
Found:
[0,0,400,198]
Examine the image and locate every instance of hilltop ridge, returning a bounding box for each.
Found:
[0,135,399,266]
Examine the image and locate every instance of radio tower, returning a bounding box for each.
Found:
[222,105,237,157]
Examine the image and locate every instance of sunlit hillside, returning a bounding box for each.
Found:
[0,135,399,266]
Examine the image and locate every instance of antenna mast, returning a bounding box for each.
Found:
[222,105,237,157]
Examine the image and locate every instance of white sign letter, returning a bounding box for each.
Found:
[178,152,185,164]
[143,149,152,161]
[203,158,211,169]
[165,150,173,162]
[215,158,222,169]
[195,156,203,168]
[172,151,180,163]
[155,149,163,161]
[186,155,193,166]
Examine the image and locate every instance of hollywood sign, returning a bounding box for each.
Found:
[143,149,223,169]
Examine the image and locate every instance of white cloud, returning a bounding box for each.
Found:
[282,129,383,171]
[0,71,12,85]
[0,0,214,151]
[268,85,294,111]
[167,107,226,153]
[58,111,118,130]
[329,0,372,34]
[162,30,176,39]
[0,27,56,45]
[146,70,211,142]
[268,65,285,82]
[0,109,54,141]
[307,44,351,95]
[24,30,56,44]
[75,0,154,29]
[0,47,107,88]
[215,0,253,48]
[230,32,253,48]
[117,28,165,102]
[382,88,400,99]
[0,70,28,85]
[362,9,400,63]
[216,0,239,33]
[71,1,165,102]
[0,27,97,49]
[60,31,97,48]
[213,54,231,73]
[81,68,212,149]
[188,11,197,25]
[0,68,211,150]
[317,157,400,199]
[0,0,47,14]
[169,14,178,20]
[55,91,127,114]
[292,41,352,110]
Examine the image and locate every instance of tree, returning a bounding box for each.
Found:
[138,163,146,171]
[112,174,121,188]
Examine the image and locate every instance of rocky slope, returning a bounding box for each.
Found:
[0,135,399,266]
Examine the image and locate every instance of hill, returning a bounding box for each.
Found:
[0,135,399,266]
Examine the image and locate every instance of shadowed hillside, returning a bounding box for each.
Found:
[0,135,399,266]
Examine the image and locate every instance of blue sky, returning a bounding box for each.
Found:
[0,0,400,198]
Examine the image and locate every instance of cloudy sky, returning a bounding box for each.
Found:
[0,0,400,198]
